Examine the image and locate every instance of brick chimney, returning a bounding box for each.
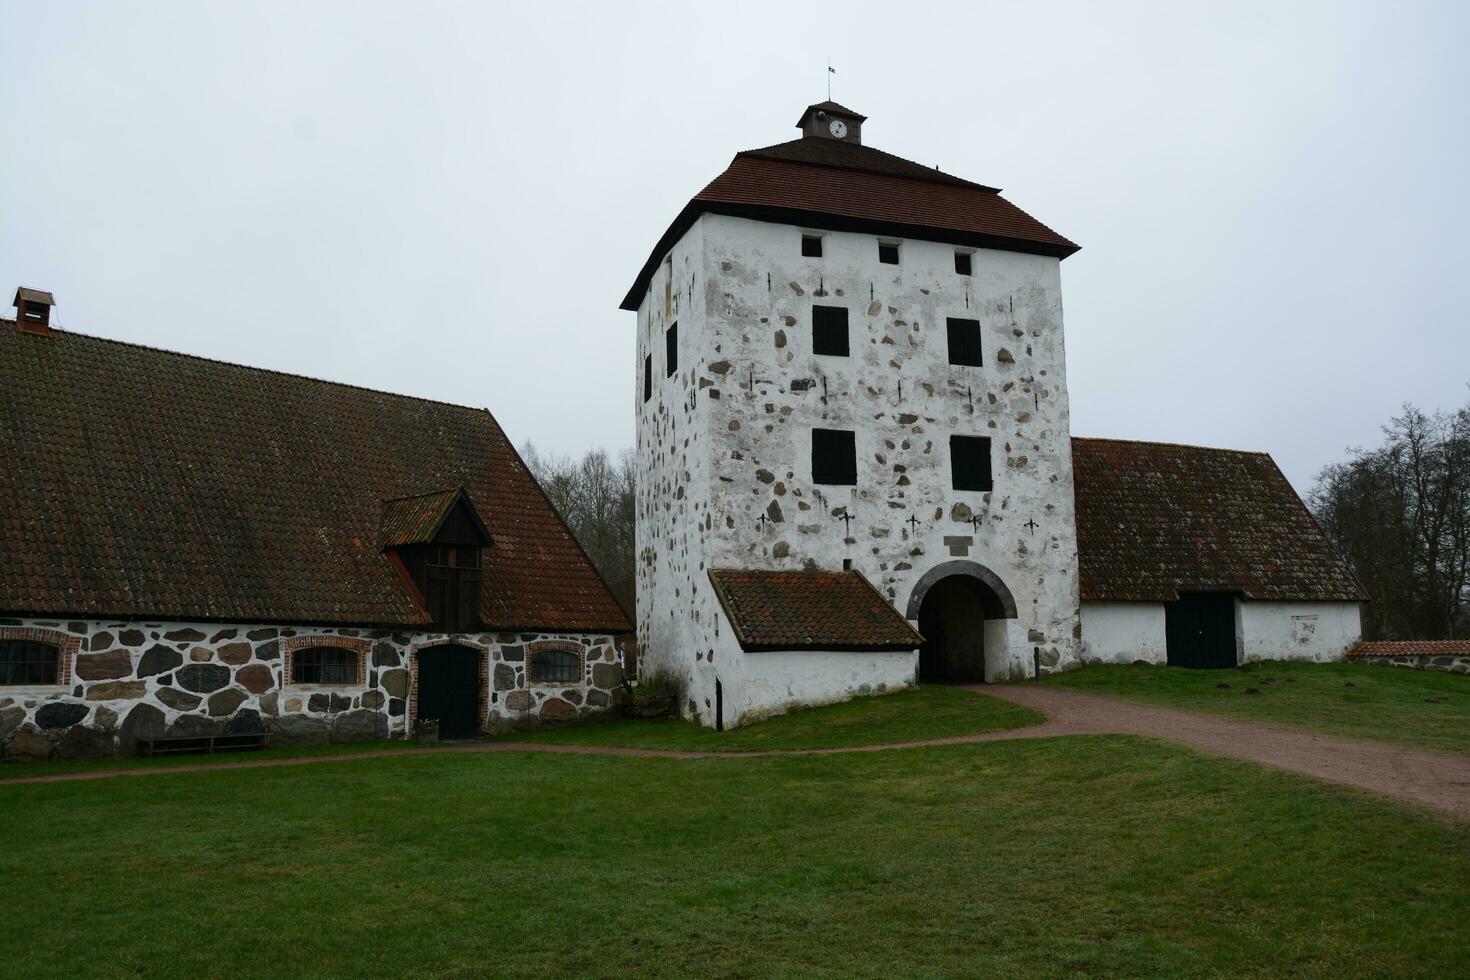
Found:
[12,287,55,335]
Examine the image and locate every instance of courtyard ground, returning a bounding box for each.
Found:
[3,731,1467,978]
[1037,661,1469,755]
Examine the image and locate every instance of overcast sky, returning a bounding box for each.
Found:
[3,1,1465,489]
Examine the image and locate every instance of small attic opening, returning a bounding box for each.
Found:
[381,488,492,632]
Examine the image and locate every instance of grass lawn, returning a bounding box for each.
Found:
[490,684,1043,751]
[1,737,1465,977]
[1040,661,1470,755]
[0,739,437,782]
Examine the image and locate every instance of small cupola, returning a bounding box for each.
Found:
[795,101,867,144]
[12,287,55,334]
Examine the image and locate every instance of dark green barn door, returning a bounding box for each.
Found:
[417,645,482,739]
[1165,594,1237,669]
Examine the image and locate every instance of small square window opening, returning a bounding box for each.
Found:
[812,305,850,357]
[812,428,858,486]
[955,251,973,275]
[802,235,823,258]
[950,435,993,492]
[946,317,983,367]
[878,242,900,265]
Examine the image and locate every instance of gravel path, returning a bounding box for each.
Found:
[5,686,1468,820]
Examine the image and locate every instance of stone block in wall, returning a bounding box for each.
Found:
[156,687,203,712]
[539,698,577,722]
[381,668,409,699]
[74,650,132,680]
[119,703,165,754]
[493,663,516,691]
[218,643,252,666]
[254,640,281,662]
[226,710,263,735]
[331,709,384,742]
[0,705,26,739]
[35,702,89,730]
[371,641,400,667]
[271,714,329,746]
[56,725,114,761]
[169,714,224,738]
[208,689,248,716]
[177,663,231,693]
[5,729,53,763]
[86,681,147,701]
[592,663,623,689]
[235,664,274,694]
[505,690,531,711]
[137,644,182,678]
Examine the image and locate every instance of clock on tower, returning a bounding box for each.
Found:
[796,101,865,143]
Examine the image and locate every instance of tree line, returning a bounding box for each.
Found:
[521,443,636,618]
[523,390,1470,643]
[1309,394,1470,640]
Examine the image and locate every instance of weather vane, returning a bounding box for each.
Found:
[827,60,835,101]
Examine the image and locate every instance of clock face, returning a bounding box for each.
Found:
[828,118,848,139]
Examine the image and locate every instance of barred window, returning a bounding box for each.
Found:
[291,647,359,685]
[0,641,60,685]
[529,649,580,684]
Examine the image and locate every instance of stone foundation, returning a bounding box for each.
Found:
[0,619,624,762]
[1354,654,1470,675]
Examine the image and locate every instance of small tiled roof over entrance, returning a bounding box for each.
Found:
[1072,437,1367,603]
[1348,640,1470,658]
[708,568,923,652]
[621,134,1078,310]
[0,321,631,632]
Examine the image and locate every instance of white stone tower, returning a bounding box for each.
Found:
[624,103,1083,727]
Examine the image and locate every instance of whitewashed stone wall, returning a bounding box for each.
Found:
[1080,600,1362,665]
[635,213,1082,725]
[1239,601,1361,663]
[0,617,623,762]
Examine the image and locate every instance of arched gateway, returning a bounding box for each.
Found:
[906,561,1018,683]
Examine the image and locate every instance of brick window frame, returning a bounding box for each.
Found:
[407,639,491,733]
[0,627,79,687]
[526,640,586,687]
[281,635,370,687]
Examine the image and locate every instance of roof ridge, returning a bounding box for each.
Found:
[2,317,495,417]
[1072,434,1273,458]
[736,139,1000,193]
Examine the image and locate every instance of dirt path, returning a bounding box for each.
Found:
[978,685,1470,821]
[4,686,1468,820]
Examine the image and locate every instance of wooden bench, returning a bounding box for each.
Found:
[137,732,271,757]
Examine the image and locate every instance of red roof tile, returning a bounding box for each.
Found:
[1072,438,1367,603]
[621,137,1078,310]
[379,488,490,549]
[1348,641,1470,658]
[708,568,923,652]
[0,322,631,632]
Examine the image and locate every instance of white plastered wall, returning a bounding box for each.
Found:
[1080,602,1168,664]
[1081,600,1363,665]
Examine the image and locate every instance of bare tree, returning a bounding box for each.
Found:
[1310,394,1470,639]
[522,442,636,617]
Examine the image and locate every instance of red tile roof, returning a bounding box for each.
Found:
[379,488,490,548]
[620,137,1078,310]
[708,568,923,652]
[1348,641,1470,658]
[1072,438,1367,603]
[0,322,631,632]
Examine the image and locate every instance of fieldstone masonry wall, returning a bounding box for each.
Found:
[636,214,1082,725]
[0,619,623,762]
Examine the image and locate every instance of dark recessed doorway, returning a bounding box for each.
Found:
[416,645,483,739]
[1164,593,1238,669]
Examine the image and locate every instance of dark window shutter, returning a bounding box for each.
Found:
[458,567,482,631]
[665,322,678,377]
[812,306,849,357]
[426,565,453,628]
[946,318,983,366]
[950,435,993,491]
[643,354,652,402]
[812,428,857,486]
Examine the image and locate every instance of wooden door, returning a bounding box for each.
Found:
[417,646,481,739]
[1165,594,1237,669]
